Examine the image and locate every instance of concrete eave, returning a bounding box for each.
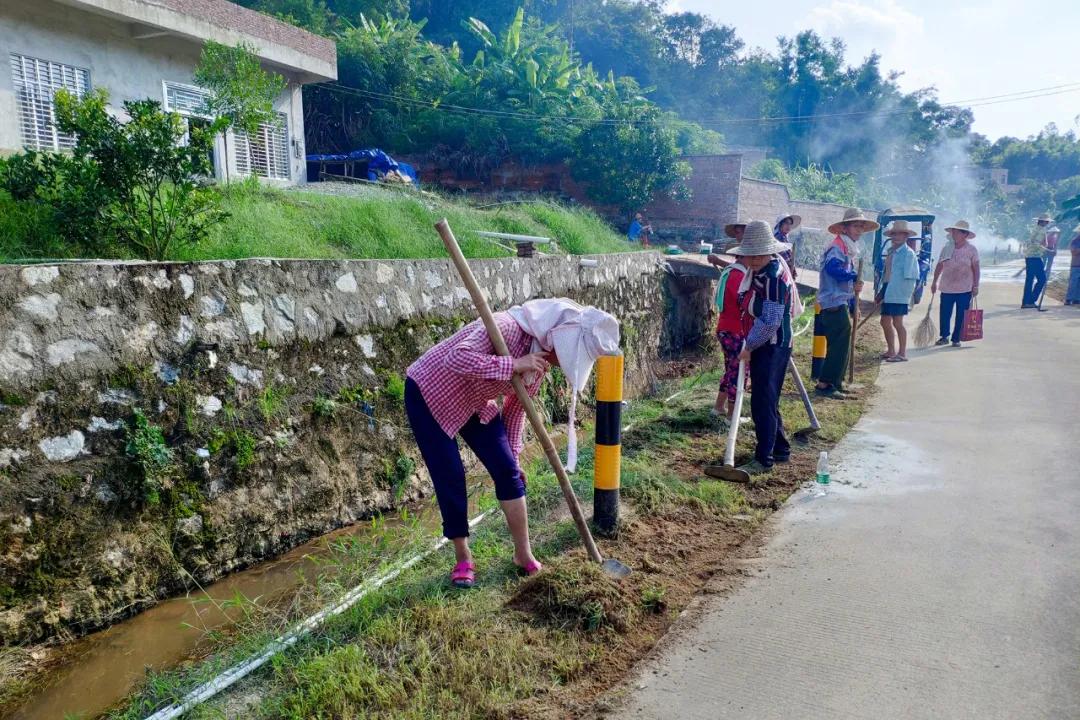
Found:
[53,0,338,83]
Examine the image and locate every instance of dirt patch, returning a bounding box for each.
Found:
[512,341,882,718]
[509,505,753,719]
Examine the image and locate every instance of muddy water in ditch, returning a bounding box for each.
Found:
[13,496,457,720]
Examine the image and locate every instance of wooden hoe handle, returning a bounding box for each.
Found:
[434,219,604,564]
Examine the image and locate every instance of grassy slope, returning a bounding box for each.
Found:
[108,302,885,720]
[0,184,633,262]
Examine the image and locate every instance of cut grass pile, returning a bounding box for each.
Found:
[95,299,884,720]
[0,182,634,263]
[508,557,638,633]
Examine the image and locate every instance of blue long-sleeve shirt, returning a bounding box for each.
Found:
[818,244,857,310]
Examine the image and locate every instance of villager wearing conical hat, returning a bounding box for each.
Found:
[1066,223,1080,305]
[773,213,802,281]
[728,221,799,475]
[724,221,748,240]
[931,220,981,346]
[878,221,921,361]
[815,208,875,397]
[405,298,619,588]
[937,219,976,263]
[1022,213,1053,308]
[708,220,751,268]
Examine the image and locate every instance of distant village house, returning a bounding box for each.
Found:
[0,0,337,185]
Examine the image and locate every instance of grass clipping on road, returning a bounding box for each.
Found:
[117,307,883,720]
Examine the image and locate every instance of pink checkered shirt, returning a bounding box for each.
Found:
[406,313,544,458]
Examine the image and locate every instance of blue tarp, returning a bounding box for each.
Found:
[306,148,418,185]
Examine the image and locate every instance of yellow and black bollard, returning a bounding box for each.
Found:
[811,302,827,380]
[593,354,623,536]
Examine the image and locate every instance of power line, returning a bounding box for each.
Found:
[311,79,1080,128]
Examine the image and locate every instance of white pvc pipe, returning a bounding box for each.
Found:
[476,231,552,244]
[142,511,492,720]
[578,258,599,267]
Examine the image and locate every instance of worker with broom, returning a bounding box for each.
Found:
[878,220,922,362]
[930,220,980,347]
[728,221,801,475]
[1022,213,1053,308]
[814,208,877,398]
[405,298,619,589]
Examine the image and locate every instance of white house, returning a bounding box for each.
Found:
[0,0,337,184]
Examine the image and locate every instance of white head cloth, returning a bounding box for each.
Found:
[507,298,620,472]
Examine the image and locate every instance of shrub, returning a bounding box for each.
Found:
[52,88,228,260]
[312,396,338,419]
[209,428,258,470]
[383,373,406,407]
[0,152,111,258]
[125,409,176,505]
[383,454,415,501]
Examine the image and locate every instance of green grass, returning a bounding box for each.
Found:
[107,319,884,719]
[0,183,634,263]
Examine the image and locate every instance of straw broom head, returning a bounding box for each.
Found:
[914,294,938,348]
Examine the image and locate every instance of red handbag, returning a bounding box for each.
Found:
[960,298,983,341]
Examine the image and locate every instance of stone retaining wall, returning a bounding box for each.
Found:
[0,252,695,642]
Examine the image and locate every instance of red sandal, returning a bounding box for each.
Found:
[450,561,475,589]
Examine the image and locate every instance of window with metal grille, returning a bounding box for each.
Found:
[163,81,211,118]
[9,53,91,151]
[234,113,289,180]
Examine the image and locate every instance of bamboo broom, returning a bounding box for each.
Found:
[914,291,938,348]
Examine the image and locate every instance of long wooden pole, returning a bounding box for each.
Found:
[434,219,604,565]
[848,258,863,384]
[722,358,746,468]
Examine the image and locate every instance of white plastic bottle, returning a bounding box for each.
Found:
[816,451,830,495]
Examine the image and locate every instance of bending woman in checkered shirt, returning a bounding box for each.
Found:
[405,299,620,589]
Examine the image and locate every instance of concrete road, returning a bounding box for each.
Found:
[621,277,1080,719]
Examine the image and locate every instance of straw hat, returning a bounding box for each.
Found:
[723,221,748,239]
[1035,212,1053,222]
[944,219,976,238]
[884,220,918,237]
[726,220,791,257]
[828,208,880,236]
[775,213,802,230]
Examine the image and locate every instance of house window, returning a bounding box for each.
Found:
[9,53,91,151]
[163,81,216,171]
[234,113,289,180]
[163,81,211,118]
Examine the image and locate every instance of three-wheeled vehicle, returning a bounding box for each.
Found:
[872,207,936,304]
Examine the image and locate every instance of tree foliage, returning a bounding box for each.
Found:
[194,40,288,134]
[1,89,227,261]
[233,0,1080,235]
[571,86,690,213]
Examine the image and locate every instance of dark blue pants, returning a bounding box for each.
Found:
[404,379,526,539]
[939,292,972,343]
[749,343,791,467]
[1023,257,1046,306]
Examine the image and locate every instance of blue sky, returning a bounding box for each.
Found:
[666,0,1080,140]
